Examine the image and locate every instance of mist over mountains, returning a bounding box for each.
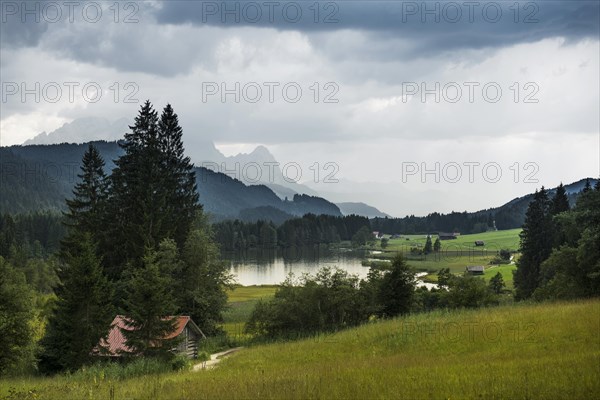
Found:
[2,138,596,232]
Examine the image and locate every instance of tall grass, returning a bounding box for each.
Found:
[70,357,187,382]
[1,298,598,399]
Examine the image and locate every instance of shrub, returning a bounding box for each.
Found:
[170,355,191,371]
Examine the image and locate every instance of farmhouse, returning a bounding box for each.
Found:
[97,315,205,359]
[465,265,485,275]
[438,232,458,240]
[475,240,485,246]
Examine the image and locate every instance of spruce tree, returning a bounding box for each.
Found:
[40,145,114,373]
[106,101,162,274]
[105,101,199,278]
[433,237,441,252]
[424,235,433,254]
[514,187,553,300]
[158,104,200,247]
[120,241,179,358]
[550,183,570,215]
[61,144,108,259]
[550,183,571,247]
[39,234,114,372]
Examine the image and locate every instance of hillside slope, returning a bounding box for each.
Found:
[1,299,597,399]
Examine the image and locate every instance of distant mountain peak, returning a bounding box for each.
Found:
[251,145,271,155]
[336,202,391,218]
[24,116,129,145]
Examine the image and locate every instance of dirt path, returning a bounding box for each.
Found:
[192,347,243,371]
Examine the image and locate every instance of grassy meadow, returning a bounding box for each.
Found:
[385,228,521,251]
[221,285,278,337]
[2,298,598,399]
[368,229,521,281]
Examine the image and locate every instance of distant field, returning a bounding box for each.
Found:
[484,264,517,288]
[3,298,598,399]
[385,228,521,251]
[227,285,278,303]
[221,286,278,336]
[371,229,521,274]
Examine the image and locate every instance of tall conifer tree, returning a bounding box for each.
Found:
[40,145,114,372]
[105,101,199,277]
[120,241,179,358]
[550,183,570,216]
[40,234,114,372]
[514,187,553,300]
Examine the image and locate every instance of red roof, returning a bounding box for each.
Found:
[97,315,194,356]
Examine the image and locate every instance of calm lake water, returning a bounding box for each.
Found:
[224,246,369,286]
[225,246,438,289]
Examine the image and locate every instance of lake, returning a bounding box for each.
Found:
[224,246,438,289]
[225,246,369,286]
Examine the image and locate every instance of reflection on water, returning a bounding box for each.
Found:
[224,246,369,286]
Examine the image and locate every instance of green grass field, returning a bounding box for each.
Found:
[384,229,522,252]
[221,286,278,337]
[226,285,278,303]
[369,229,521,275]
[3,298,598,399]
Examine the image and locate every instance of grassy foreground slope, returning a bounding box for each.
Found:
[2,299,598,400]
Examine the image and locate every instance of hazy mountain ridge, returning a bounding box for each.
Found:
[472,179,598,229]
[23,117,130,145]
[336,202,390,218]
[2,139,595,228]
[21,117,319,199]
[0,141,342,222]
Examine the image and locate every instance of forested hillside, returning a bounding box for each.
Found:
[1,142,342,220]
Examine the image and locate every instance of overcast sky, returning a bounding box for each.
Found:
[1,1,599,216]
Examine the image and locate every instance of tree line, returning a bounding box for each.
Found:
[514,180,600,300]
[371,212,496,236]
[213,214,371,251]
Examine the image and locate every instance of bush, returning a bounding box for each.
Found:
[245,267,369,338]
[443,274,498,308]
[197,351,211,362]
[170,355,191,371]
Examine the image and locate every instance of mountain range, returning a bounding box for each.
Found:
[0,141,342,221]
[2,139,596,231]
[18,117,386,217]
[8,118,596,225]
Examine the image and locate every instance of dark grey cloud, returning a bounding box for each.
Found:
[2,1,597,77]
[0,3,48,48]
[155,0,600,51]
